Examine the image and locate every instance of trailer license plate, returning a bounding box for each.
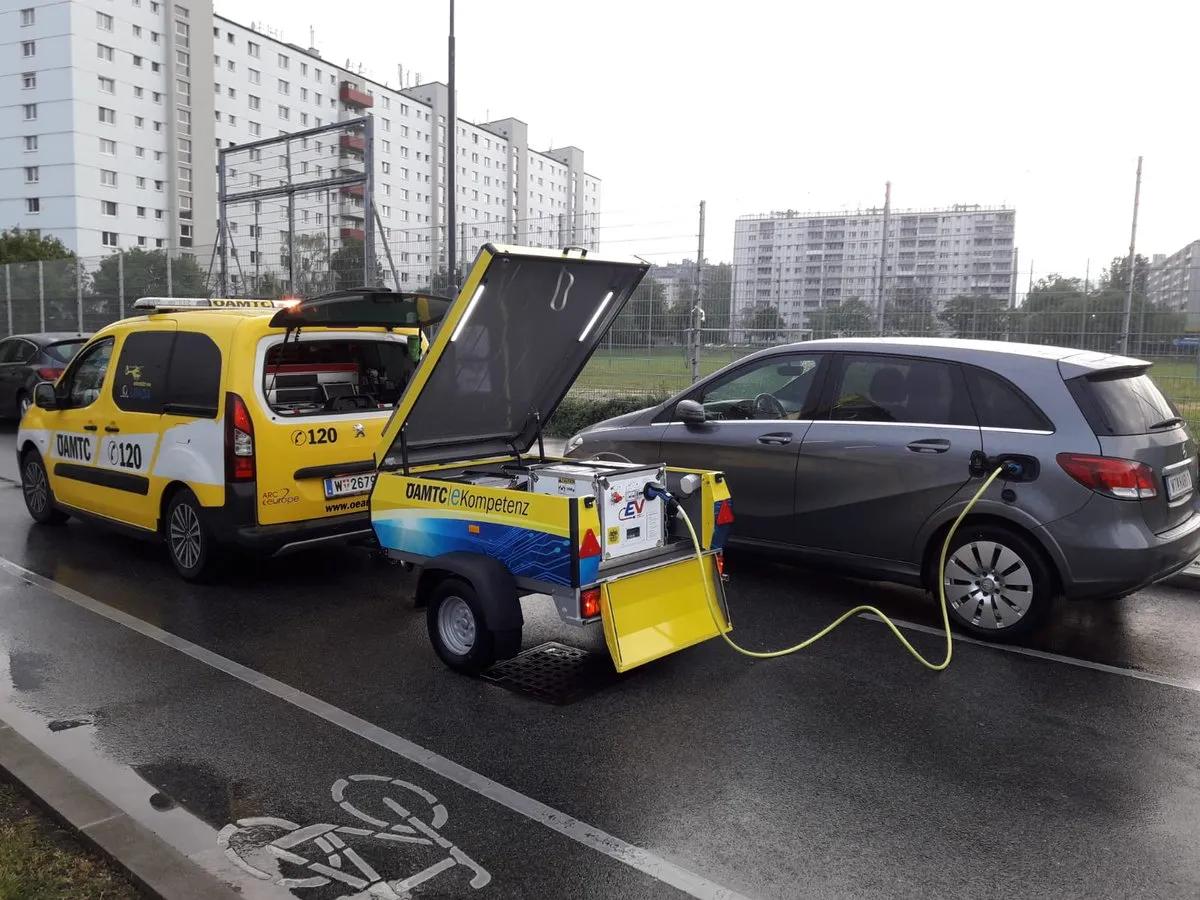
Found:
[324,472,375,499]
[1167,468,1192,500]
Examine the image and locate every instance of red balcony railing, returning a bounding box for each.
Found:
[340,227,365,242]
[341,184,365,199]
[339,82,373,108]
[339,133,365,153]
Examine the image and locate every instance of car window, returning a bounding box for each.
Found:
[0,340,18,364]
[829,355,975,426]
[693,354,822,421]
[65,339,114,408]
[113,332,174,414]
[964,367,1053,431]
[165,332,221,415]
[14,340,38,363]
[1067,369,1178,436]
[44,340,86,364]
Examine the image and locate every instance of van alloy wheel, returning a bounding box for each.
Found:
[944,540,1033,630]
[169,502,203,571]
[22,459,49,516]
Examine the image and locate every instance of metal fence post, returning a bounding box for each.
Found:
[76,259,84,332]
[118,251,125,318]
[690,200,706,384]
[4,265,11,338]
[37,260,45,331]
[166,252,173,297]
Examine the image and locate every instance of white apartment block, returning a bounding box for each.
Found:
[1,0,601,266]
[1148,240,1200,318]
[732,205,1016,330]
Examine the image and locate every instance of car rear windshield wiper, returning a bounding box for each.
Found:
[1148,416,1185,430]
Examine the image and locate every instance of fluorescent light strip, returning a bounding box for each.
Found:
[449,283,486,341]
[578,291,614,342]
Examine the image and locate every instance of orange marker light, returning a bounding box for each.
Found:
[468,523,481,534]
[580,587,601,619]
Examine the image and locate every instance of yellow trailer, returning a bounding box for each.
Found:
[365,245,735,674]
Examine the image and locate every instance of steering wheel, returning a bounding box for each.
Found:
[326,394,375,411]
[754,393,786,419]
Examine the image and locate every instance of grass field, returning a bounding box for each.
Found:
[576,347,1200,431]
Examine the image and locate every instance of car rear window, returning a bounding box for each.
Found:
[45,340,86,363]
[964,367,1053,431]
[263,336,419,417]
[1067,368,1180,436]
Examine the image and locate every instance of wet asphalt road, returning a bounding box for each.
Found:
[1,424,1200,898]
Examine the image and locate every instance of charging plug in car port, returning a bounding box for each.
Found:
[969,450,1040,483]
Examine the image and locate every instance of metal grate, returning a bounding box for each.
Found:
[481,642,618,705]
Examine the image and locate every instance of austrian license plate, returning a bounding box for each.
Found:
[323,472,376,499]
[1166,468,1193,501]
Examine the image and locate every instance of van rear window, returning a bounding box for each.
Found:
[264,336,418,417]
[1067,368,1180,436]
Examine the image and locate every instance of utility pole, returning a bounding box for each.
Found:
[1080,258,1089,348]
[446,0,457,291]
[690,200,706,384]
[1119,155,1143,355]
[876,181,891,335]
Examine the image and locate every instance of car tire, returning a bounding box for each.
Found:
[165,489,218,581]
[19,449,68,525]
[425,577,520,674]
[939,523,1054,640]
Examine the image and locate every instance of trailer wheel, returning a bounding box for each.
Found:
[426,577,520,674]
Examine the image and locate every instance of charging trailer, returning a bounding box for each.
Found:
[366,245,734,674]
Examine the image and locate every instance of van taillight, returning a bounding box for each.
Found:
[225,392,255,482]
[1057,452,1156,500]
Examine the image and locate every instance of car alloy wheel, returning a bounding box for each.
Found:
[944,539,1033,630]
[436,595,477,656]
[169,501,204,572]
[22,458,49,516]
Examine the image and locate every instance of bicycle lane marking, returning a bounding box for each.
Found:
[0,556,751,900]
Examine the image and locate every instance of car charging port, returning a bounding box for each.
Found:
[969,450,1039,483]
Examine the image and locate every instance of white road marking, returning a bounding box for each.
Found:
[0,556,750,900]
[859,612,1200,694]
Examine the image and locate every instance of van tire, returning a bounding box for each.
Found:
[165,489,217,581]
[939,522,1054,640]
[20,449,68,525]
[426,577,520,674]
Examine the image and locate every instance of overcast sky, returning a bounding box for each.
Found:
[216,0,1199,282]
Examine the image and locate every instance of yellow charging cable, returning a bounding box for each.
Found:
[675,466,1004,671]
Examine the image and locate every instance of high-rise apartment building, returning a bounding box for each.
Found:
[732,205,1016,329]
[1,0,601,267]
[1148,240,1200,318]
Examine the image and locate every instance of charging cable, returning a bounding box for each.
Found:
[646,466,1005,671]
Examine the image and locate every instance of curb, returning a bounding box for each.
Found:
[0,721,242,900]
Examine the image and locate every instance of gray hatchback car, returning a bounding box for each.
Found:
[566,338,1200,639]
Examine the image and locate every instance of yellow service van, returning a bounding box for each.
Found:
[16,291,447,579]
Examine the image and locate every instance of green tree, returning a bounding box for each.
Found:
[808,297,873,338]
[91,249,208,305]
[938,294,1010,339]
[610,277,668,345]
[0,228,73,264]
[742,304,785,343]
[281,233,332,298]
[329,237,385,291]
[883,284,938,335]
[1100,253,1150,294]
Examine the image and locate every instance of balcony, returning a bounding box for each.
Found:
[339,82,374,108]
[340,227,365,242]
[339,133,365,154]
[341,184,365,199]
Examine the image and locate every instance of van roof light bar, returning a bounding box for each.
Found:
[133,296,297,311]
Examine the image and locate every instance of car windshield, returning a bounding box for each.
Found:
[44,340,86,364]
[263,335,419,417]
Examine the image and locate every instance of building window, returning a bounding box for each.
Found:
[20,7,34,25]
[26,198,40,214]
[248,68,260,84]
[97,43,113,61]
[248,94,260,110]
[22,41,36,57]
[102,231,118,247]
[136,177,146,189]
[277,78,289,94]
[278,105,289,120]
[132,24,141,36]
[247,41,260,57]
[134,116,144,127]
[23,103,37,120]
[277,53,288,68]
[21,72,36,89]
[24,166,38,183]
[101,200,117,216]
[97,11,113,30]
[101,169,117,187]
[24,135,37,151]
[228,114,236,125]
[99,137,115,154]
[98,75,115,93]
[248,121,260,136]
[132,54,143,67]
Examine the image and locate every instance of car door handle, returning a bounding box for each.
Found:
[83,423,98,432]
[104,424,120,433]
[907,438,951,453]
[757,432,792,446]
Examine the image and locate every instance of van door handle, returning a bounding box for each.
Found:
[83,423,98,432]
[757,433,792,446]
[104,424,120,433]
[907,438,950,453]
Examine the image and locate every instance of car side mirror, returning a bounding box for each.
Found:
[33,382,58,411]
[676,399,707,426]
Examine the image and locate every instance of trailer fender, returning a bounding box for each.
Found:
[416,552,523,631]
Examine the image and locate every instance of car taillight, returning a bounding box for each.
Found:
[225,392,255,482]
[1057,452,1157,500]
[579,586,601,619]
[35,367,64,382]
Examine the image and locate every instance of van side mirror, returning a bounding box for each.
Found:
[33,382,58,411]
[676,399,707,426]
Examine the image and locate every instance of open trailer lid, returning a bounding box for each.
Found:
[376,244,650,468]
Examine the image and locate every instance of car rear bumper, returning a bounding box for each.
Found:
[1040,495,1200,600]
[204,482,374,555]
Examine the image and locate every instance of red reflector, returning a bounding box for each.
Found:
[35,367,64,382]
[716,500,735,525]
[579,528,601,558]
[1056,452,1157,500]
[580,587,601,619]
[714,552,725,576]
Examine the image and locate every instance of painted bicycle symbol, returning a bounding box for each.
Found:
[217,774,491,898]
